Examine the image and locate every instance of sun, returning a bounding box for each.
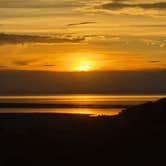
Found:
[76,61,92,72]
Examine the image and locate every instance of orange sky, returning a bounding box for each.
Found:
[0,0,166,71]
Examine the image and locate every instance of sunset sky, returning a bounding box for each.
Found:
[0,0,166,71]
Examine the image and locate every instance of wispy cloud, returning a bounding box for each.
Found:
[0,0,81,8]
[13,60,57,67]
[0,65,8,68]
[0,33,86,45]
[100,2,166,10]
[149,61,161,63]
[13,59,36,66]
[129,24,166,28]
[43,64,56,67]
[67,21,96,27]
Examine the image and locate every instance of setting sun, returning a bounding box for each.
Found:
[76,61,92,72]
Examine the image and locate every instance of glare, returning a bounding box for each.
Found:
[76,61,92,72]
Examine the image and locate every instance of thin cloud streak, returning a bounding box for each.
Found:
[101,2,166,10]
[0,33,86,44]
[0,0,81,8]
[67,22,96,27]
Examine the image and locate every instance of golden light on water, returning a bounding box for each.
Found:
[0,108,121,116]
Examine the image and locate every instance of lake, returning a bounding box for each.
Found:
[0,95,165,116]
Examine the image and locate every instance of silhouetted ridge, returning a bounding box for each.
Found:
[119,98,166,121]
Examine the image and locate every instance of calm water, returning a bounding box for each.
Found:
[0,95,165,116]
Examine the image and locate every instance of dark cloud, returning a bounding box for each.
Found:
[0,65,7,68]
[0,33,85,45]
[14,59,36,66]
[101,3,128,10]
[13,59,57,67]
[67,22,96,27]
[149,61,161,63]
[14,60,57,67]
[136,2,166,9]
[101,2,166,10]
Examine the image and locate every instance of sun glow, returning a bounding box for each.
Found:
[76,61,92,72]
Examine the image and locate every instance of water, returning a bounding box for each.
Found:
[0,95,165,116]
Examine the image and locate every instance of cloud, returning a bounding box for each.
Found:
[14,60,57,67]
[67,21,96,27]
[0,65,8,68]
[0,33,85,45]
[149,61,161,63]
[0,0,81,8]
[43,65,56,67]
[13,58,57,68]
[129,24,166,28]
[100,2,166,10]
[13,59,35,66]
[111,0,128,1]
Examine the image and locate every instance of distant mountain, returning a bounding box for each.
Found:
[0,70,166,95]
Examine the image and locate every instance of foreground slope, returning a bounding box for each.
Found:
[0,98,166,165]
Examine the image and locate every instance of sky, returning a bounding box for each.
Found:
[0,0,166,71]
